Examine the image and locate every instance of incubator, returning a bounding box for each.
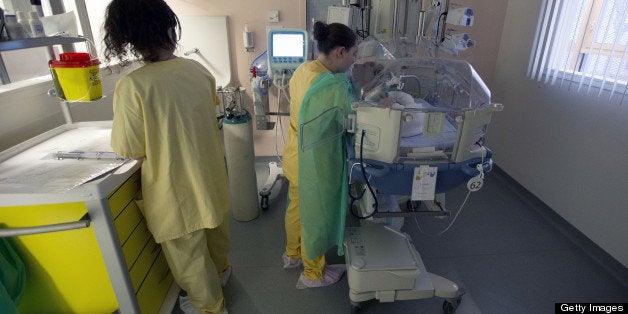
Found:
[342,38,502,313]
[348,43,502,210]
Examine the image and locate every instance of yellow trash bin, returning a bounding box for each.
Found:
[50,52,102,102]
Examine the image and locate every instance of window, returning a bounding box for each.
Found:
[528,0,627,105]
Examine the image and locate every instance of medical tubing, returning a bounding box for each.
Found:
[274,92,281,158]
[274,73,288,160]
[348,162,364,183]
[257,75,271,96]
[278,74,291,142]
[475,142,492,174]
[273,72,290,90]
[352,129,379,219]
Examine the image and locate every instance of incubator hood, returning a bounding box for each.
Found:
[350,39,502,165]
[352,56,493,112]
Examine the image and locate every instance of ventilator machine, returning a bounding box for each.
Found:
[251,28,308,209]
[267,28,308,79]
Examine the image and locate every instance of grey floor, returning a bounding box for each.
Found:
[172,156,627,314]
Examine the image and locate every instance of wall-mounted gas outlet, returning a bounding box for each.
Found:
[268,10,279,23]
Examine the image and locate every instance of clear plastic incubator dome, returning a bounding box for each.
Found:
[350,38,502,164]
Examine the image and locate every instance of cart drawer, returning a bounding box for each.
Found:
[108,171,140,219]
[115,199,143,245]
[129,238,161,292]
[122,218,151,268]
[137,251,174,314]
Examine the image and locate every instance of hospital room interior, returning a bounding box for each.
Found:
[0,0,626,313]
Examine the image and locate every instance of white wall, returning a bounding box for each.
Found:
[166,0,306,157]
[490,0,628,267]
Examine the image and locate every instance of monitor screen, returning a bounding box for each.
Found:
[271,33,305,58]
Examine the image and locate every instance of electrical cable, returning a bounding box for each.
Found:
[414,140,488,237]
[414,189,471,237]
[349,130,379,219]
[348,161,367,215]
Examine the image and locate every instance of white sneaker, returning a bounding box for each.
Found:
[178,295,201,314]
[295,264,346,289]
[282,252,302,269]
[220,266,232,287]
[179,294,228,314]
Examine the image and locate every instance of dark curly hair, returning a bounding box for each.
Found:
[103,0,181,64]
[312,21,357,56]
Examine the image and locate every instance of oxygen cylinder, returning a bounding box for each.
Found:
[222,109,260,221]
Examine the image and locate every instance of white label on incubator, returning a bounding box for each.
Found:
[412,165,438,201]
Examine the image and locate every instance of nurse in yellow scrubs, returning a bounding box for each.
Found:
[103,1,230,313]
[282,21,358,289]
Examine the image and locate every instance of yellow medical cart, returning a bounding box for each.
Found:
[0,121,173,313]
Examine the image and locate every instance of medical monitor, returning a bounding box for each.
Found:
[267,28,308,79]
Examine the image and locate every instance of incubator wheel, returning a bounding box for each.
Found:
[261,196,269,211]
[442,297,461,314]
[350,302,361,314]
[407,199,421,211]
[351,305,361,314]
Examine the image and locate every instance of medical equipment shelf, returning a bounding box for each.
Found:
[0,121,173,313]
[0,35,89,124]
[0,36,85,52]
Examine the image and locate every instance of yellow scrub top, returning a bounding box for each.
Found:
[111,57,230,243]
[283,60,330,183]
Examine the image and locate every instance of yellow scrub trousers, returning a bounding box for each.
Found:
[285,180,326,279]
[161,223,230,313]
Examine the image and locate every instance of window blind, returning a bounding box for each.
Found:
[528,0,627,105]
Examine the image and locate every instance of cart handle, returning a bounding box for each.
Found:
[0,216,91,238]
